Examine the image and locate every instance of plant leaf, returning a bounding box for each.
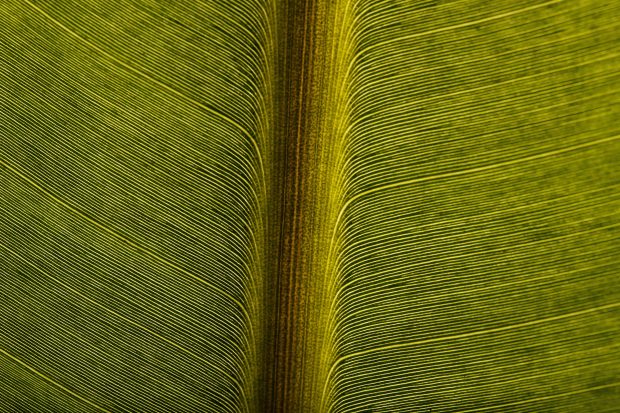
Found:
[316,0,620,411]
[0,0,618,412]
[0,0,273,410]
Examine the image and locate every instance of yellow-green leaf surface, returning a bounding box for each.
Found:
[1,0,275,411]
[1,0,619,412]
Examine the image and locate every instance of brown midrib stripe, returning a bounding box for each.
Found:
[263,0,320,410]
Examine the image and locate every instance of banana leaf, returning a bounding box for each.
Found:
[0,0,618,411]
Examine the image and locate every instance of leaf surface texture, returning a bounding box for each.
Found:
[0,0,618,412]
